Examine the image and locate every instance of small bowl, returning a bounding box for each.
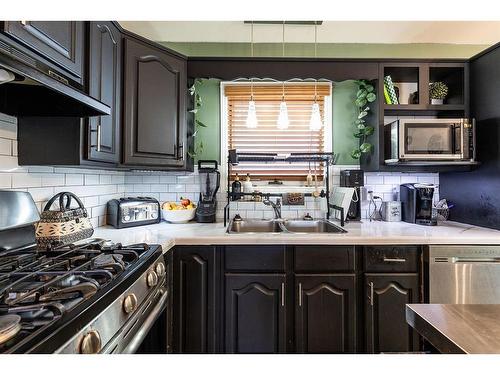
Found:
[161,207,196,223]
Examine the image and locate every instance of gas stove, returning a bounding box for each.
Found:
[0,191,168,354]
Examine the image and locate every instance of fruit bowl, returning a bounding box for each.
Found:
[161,201,196,223]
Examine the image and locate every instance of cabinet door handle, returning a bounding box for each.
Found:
[298,282,302,307]
[383,257,406,263]
[369,282,374,306]
[281,282,285,307]
[91,121,102,152]
[96,122,102,152]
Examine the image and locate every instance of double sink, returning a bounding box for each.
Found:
[227,219,346,234]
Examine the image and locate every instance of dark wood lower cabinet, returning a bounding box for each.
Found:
[295,275,357,353]
[225,274,286,353]
[173,246,216,353]
[364,273,420,353]
[172,245,423,354]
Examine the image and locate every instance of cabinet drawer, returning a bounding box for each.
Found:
[363,246,419,272]
[294,246,355,272]
[225,246,286,272]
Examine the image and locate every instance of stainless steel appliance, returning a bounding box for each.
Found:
[107,197,160,228]
[429,246,500,304]
[381,201,402,222]
[384,118,475,164]
[400,183,436,226]
[0,191,169,354]
[196,160,220,223]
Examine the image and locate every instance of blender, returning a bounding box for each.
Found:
[195,160,220,223]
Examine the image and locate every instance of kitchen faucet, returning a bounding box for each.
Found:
[263,198,282,220]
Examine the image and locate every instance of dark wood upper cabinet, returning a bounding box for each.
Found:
[123,37,188,169]
[172,246,217,353]
[86,21,122,164]
[364,274,420,353]
[295,275,357,353]
[225,274,286,353]
[3,21,84,84]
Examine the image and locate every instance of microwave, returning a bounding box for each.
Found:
[384,118,475,164]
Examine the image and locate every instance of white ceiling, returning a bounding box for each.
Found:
[119,21,500,45]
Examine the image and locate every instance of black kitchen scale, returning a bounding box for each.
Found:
[195,160,220,223]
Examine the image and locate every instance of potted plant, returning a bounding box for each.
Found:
[429,81,449,105]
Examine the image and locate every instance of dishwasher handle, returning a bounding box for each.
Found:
[452,257,500,263]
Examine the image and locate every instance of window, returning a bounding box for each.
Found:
[222,82,332,181]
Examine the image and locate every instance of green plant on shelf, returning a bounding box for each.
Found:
[351,80,376,160]
[429,81,449,100]
[187,78,206,158]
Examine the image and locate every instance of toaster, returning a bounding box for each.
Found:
[107,197,160,228]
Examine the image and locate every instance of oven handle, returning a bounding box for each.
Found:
[120,287,169,354]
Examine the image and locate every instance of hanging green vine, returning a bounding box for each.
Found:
[351,79,377,159]
[187,78,207,158]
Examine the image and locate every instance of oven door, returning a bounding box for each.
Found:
[102,284,169,354]
[399,119,464,160]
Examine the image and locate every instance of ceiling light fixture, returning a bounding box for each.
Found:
[277,22,289,130]
[309,23,323,131]
[245,21,258,129]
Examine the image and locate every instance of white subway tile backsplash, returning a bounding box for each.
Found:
[168,184,185,193]
[159,193,177,202]
[159,176,176,184]
[41,174,65,186]
[150,184,168,192]
[28,166,55,173]
[84,174,100,185]
[143,175,160,184]
[27,187,55,201]
[12,173,42,188]
[0,138,11,155]
[0,173,11,188]
[65,174,84,186]
[91,205,107,218]
[125,175,142,184]
[0,114,443,227]
[366,175,384,185]
[99,175,112,185]
[0,155,20,171]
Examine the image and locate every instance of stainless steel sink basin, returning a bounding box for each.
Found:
[227,219,346,234]
[228,219,281,233]
[283,220,347,233]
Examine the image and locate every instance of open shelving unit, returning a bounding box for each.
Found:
[224,149,345,226]
[381,62,469,116]
[361,60,474,173]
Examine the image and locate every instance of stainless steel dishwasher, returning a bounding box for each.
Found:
[429,245,500,304]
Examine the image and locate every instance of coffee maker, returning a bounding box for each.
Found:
[400,183,436,226]
[195,160,220,223]
[340,170,364,221]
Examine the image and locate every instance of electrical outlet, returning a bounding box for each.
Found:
[362,186,373,201]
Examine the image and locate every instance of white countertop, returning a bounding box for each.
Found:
[93,220,500,253]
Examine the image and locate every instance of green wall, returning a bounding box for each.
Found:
[194,79,221,161]
[194,79,361,165]
[332,81,359,165]
[162,42,487,59]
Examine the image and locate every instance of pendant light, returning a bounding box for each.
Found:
[245,22,258,129]
[277,22,289,130]
[277,81,289,130]
[309,23,323,131]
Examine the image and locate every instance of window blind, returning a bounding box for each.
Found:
[224,83,331,181]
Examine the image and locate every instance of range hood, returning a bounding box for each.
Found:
[0,48,110,117]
